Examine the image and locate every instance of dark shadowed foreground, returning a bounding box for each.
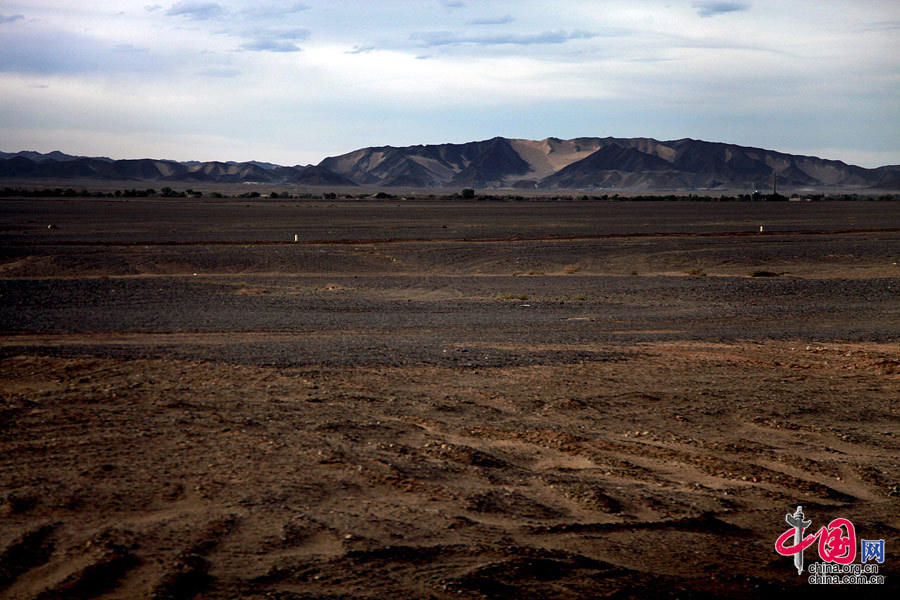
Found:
[1,199,898,599]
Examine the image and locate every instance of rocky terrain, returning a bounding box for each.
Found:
[1,198,899,598]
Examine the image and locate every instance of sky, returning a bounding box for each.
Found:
[0,0,898,167]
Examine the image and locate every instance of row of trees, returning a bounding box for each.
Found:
[1,187,897,202]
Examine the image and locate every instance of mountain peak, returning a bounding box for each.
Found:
[2,139,897,190]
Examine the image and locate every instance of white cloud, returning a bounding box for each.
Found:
[413,29,596,47]
[238,40,302,52]
[233,25,310,52]
[693,2,751,18]
[0,28,170,75]
[166,1,224,20]
[197,66,241,77]
[239,2,308,19]
[346,44,375,54]
[466,14,514,26]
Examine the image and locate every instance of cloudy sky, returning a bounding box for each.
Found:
[1,0,898,167]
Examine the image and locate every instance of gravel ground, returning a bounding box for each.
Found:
[1,199,898,599]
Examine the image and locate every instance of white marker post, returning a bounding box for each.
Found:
[294,234,299,242]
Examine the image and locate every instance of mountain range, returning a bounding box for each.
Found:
[2,137,899,191]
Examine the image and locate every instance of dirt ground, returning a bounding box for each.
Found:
[1,199,899,599]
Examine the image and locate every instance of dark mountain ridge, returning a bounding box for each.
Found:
[2,138,898,191]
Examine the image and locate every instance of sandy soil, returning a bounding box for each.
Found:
[2,199,899,599]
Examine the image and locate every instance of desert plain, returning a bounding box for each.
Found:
[1,196,899,598]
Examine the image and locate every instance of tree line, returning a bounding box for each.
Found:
[1,187,896,202]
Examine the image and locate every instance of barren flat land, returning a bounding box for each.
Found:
[1,198,899,599]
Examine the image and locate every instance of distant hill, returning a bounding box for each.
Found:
[2,138,899,191]
[0,154,343,186]
[0,150,114,163]
[320,137,900,191]
[282,165,358,186]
